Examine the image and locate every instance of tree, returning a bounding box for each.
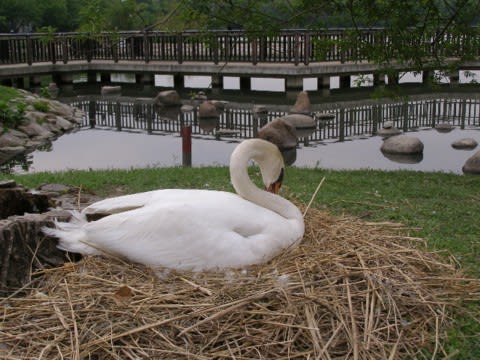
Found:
[177,0,480,77]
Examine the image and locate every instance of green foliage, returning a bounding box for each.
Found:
[0,101,26,130]
[33,100,49,113]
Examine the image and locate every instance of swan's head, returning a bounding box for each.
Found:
[251,139,286,194]
[230,138,285,195]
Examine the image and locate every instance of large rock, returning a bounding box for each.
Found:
[101,85,122,96]
[18,119,54,139]
[281,114,316,138]
[290,91,311,115]
[381,135,424,155]
[154,90,182,107]
[198,101,219,118]
[462,150,480,174]
[377,121,402,137]
[258,118,297,150]
[0,129,28,147]
[452,138,478,150]
[435,122,455,133]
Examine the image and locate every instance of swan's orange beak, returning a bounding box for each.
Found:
[267,181,282,194]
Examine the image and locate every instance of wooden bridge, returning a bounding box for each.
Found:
[1,29,480,91]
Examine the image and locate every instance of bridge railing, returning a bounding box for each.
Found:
[1,28,479,66]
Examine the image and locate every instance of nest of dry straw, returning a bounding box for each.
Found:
[1,206,478,359]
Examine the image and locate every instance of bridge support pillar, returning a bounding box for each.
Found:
[317,76,330,96]
[449,70,459,86]
[211,74,223,89]
[52,73,74,85]
[339,75,350,89]
[240,76,251,91]
[136,73,154,84]
[286,76,303,91]
[373,73,385,86]
[87,71,97,83]
[29,75,43,87]
[422,70,433,85]
[387,72,399,85]
[100,73,111,83]
[173,74,183,88]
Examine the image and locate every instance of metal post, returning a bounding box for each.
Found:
[181,125,192,167]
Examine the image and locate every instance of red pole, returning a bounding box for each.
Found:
[181,125,192,167]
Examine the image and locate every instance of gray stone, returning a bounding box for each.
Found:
[462,150,480,174]
[290,91,311,115]
[258,118,297,150]
[154,90,181,107]
[0,130,28,147]
[281,114,316,138]
[18,119,54,139]
[101,85,122,96]
[180,105,195,113]
[435,122,455,133]
[381,135,424,155]
[55,116,75,131]
[451,138,478,150]
[377,124,402,137]
[198,101,219,118]
[0,180,16,189]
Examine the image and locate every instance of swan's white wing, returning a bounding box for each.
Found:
[78,190,301,271]
[82,189,212,216]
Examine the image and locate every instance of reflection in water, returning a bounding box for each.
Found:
[381,151,424,164]
[2,93,480,174]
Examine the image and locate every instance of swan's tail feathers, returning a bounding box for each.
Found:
[42,211,101,256]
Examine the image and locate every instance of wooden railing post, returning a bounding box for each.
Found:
[304,32,310,65]
[26,35,32,65]
[294,32,300,65]
[143,31,150,63]
[252,36,258,65]
[176,33,183,64]
[62,36,68,64]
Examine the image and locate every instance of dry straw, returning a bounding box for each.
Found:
[1,205,478,359]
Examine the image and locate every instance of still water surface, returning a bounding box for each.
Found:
[5,74,480,175]
[14,127,479,175]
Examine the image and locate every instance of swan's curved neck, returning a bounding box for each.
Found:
[230,142,303,223]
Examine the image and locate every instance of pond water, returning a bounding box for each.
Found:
[3,74,480,175]
[5,126,479,175]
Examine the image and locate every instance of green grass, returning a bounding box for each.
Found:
[0,85,21,103]
[1,167,479,358]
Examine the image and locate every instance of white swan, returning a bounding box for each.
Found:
[43,138,305,271]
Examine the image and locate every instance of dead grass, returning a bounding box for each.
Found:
[1,207,478,359]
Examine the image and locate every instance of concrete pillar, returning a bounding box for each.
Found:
[29,75,43,87]
[87,71,97,83]
[173,74,183,88]
[240,76,251,91]
[449,70,459,86]
[100,73,111,83]
[422,70,433,85]
[60,73,74,84]
[318,76,330,96]
[387,72,399,85]
[11,77,25,89]
[373,73,386,86]
[285,75,303,91]
[211,74,223,89]
[135,73,154,84]
[339,75,350,89]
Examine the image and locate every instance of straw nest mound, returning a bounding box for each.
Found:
[1,206,478,359]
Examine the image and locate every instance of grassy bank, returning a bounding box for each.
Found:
[1,167,479,358]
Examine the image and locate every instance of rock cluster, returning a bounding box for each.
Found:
[0,180,101,296]
[0,90,84,164]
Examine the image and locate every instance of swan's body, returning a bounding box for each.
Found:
[44,139,304,271]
